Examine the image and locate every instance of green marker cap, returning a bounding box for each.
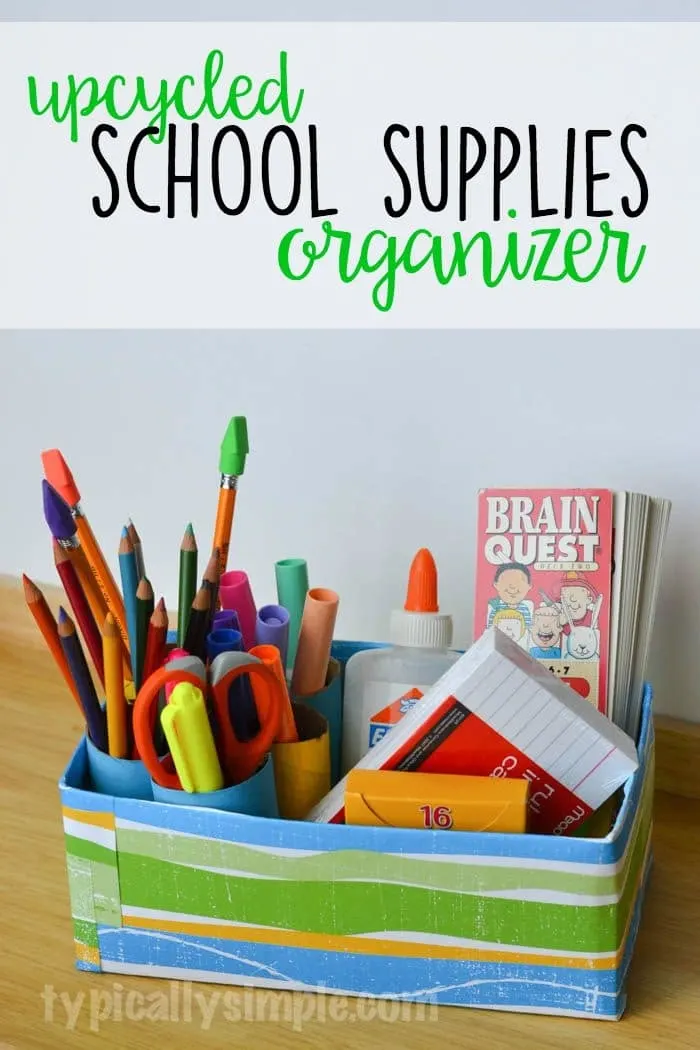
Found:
[219,416,249,476]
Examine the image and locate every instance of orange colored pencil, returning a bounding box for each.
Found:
[22,574,81,708]
[142,598,169,682]
[213,488,236,583]
[102,613,128,758]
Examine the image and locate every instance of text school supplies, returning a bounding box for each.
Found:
[133,649,285,788]
[212,416,249,583]
[42,448,130,652]
[345,769,530,833]
[307,627,639,834]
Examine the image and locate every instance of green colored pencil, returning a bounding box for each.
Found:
[135,577,154,690]
[177,523,198,647]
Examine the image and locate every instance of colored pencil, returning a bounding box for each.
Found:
[177,523,198,647]
[22,574,81,708]
[135,577,154,689]
[42,479,109,630]
[184,585,212,662]
[127,518,145,580]
[212,416,249,589]
[42,449,130,654]
[53,540,105,687]
[57,607,107,752]
[201,547,220,631]
[142,598,169,682]
[102,613,127,758]
[118,528,140,685]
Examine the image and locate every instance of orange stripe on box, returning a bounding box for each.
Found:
[63,806,115,830]
[122,915,621,970]
[74,942,101,965]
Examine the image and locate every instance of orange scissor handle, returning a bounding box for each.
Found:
[210,659,284,784]
[133,667,207,789]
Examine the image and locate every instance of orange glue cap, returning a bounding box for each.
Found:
[390,548,453,649]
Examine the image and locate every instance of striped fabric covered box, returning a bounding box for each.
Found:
[59,641,654,1021]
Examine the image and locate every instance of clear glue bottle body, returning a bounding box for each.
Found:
[341,548,459,774]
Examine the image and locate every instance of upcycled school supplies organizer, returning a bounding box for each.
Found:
[59,641,654,1022]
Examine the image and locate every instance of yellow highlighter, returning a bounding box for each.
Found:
[160,682,224,793]
[345,770,529,833]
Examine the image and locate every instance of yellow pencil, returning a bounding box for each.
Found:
[103,613,127,758]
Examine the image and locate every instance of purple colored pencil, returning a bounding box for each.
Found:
[57,606,107,752]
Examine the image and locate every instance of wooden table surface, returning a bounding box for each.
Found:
[1,575,699,1049]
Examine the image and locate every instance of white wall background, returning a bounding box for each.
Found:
[0,330,696,720]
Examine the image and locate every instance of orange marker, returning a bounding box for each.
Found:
[211,417,249,585]
[290,588,339,697]
[42,449,131,657]
[249,643,298,743]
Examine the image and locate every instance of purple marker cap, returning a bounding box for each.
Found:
[255,604,290,669]
[42,479,77,540]
[213,609,241,634]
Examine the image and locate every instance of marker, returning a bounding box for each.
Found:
[177,523,198,647]
[41,449,130,654]
[160,682,224,793]
[291,588,340,697]
[212,416,249,585]
[57,607,107,753]
[249,643,298,743]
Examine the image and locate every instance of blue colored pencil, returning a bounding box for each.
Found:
[57,607,107,752]
[118,527,140,687]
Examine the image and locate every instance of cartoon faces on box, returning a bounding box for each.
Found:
[487,564,601,661]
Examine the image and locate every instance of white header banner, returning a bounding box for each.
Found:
[0,21,697,327]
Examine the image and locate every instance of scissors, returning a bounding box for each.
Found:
[133,649,284,789]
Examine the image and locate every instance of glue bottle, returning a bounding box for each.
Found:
[341,548,458,773]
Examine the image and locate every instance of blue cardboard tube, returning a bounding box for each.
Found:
[293,659,342,786]
[85,735,153,800]
[150,754,279,816]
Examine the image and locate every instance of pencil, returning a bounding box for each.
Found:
[184,585,212,662]
[135,577,154,690]
[177,523,198,647]
[201,547,220,631]
[212,416,249,589]
[118,528,140,685]
[42,450,130,655]
[102,613,127,758]
[58,607,107,752]
[143,598,169,682]
[42,479,109,631]
[127,519,145,580]
[53,540,105,687]
[22,574,81,708]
